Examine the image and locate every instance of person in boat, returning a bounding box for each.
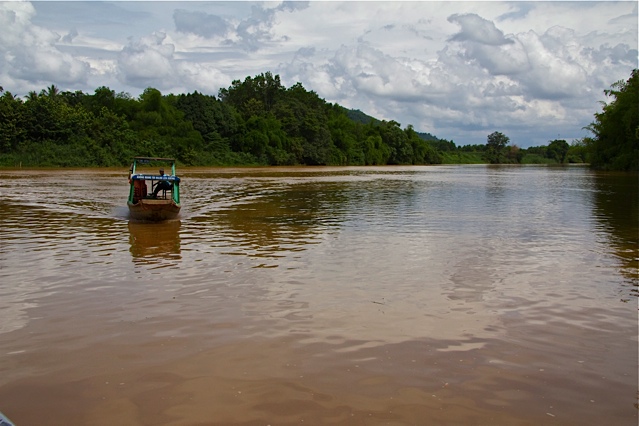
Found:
[151,168,172,198]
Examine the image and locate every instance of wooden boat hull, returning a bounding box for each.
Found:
[128,199,180,221]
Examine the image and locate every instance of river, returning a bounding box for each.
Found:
[0,165,636,425]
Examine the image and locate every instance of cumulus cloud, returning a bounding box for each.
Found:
[117,31,231,95]
[445,14,602,101]
[447,12,530,77]
[516,29,588,100]
[118,32,176,87]
[0,2,91,89]
[231,1,310,51]
[2,1,636,147]
[590,43,638,65]
[448,13,514,46]
[330,43,427,102]
[279,1,632,145]
[174,9,230,38]
[61,28,78,44]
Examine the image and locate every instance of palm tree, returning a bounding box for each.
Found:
[26,91,39,102]
[41,84,60,99]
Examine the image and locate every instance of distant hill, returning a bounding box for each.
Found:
[416,131,439,142]
[345,108,443,143]
[345,108,379,125]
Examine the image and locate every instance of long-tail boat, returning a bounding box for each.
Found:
[127,157,181,221]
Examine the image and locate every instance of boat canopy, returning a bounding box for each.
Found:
[130,157,177,177]
[133,156,175,162]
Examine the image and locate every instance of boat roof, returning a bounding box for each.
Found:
[133,157,176,163]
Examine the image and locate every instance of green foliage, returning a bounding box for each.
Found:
[485,131,509,164]
[440,151,484,164]
[520,153,557,165]
[0,72,481,168]
[345,108,379,125]
[0,89,25,154]
[586,69,638,171]
[0,73,614,170]
[567,138,589,164]
[546,139,570,163]
[441,149,486,164]
[381,121,413,165]
[458,144,487,153]
[429,138,456,152]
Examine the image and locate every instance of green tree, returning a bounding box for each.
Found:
[44,84,60,99]
[485,131,509,164]
[86,86,116,115]
[0,89,25,153]
[1,74,471,167]
[277,82,333,165]
[405,124,441,164]
[586,69,638,171]
[328,110,361,165]
[358,134,383,165]
[218,71,284,119]
[175,91,238,154]
[129,88,205,164]
[380,121,413,164]
[546,139,570,163]
[566,138,589,163]
[506,144,523,163]
[86,107,137,165]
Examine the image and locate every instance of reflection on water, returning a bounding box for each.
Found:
[175,173,358,273]
[128,220,181,266]
[0,166,636,425]
[592,172,639,288]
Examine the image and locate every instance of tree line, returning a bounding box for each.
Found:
[0,72,440,167]
[0,69,635,170]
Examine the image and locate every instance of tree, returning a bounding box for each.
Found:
[546,139,570,163]
[0,90,24,153]
[506,144,523,163]
[586,69,638,171]
[381,121,413,164]
[44,84,60,99]
[1,75,472,167]
[566,138,589,163]
[218,72,284,119]
[405,124,441,164]
[175,91,238,154]
[485,131,509,164]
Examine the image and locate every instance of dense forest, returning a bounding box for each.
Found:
[582,69,638,171]
[0,70,636,170]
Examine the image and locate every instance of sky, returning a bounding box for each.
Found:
[0,1,637,148]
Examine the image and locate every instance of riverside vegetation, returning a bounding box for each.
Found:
[0,70,636,171]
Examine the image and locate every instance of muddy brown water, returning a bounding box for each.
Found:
[0,165,636,425]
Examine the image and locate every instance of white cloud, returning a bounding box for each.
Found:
[118,32,176,86]
[173,9,230,39]
[1,1,636,147]
[0,2,91,89]
[172,61,232,95]
[116,31,232,95]
[448,13,514,46]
